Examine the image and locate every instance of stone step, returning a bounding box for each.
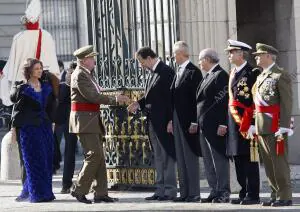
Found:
[0,3,25,15]
[0,15,22,26]
[0,47,10,60]
[0,25,22,37]
[0,0,26,3]
[0,36,14,48]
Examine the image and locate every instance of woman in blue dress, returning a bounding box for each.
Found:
[10,58,56,202]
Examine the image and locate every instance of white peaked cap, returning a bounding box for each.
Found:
[225,39,252,51]
[25,0,41,23]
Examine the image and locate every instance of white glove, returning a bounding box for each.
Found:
[247,125,256,139]
[275,127,294,137]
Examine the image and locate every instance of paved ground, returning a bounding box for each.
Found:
[1,161,300,211]
[1,140,300,211]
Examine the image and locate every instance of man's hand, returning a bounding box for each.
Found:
[116,94,130,105]
[127,101,140,114]
[188,123,198,134]
[167,120,173,134]
[246,125,256,139]
[217,125,227,136]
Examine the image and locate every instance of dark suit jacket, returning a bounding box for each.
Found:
[55,83,71,125]
[227,63,260,156]
[171,62,203,156]
[10,81,56,127]
[196,65,229,155]
[138,61,176,159]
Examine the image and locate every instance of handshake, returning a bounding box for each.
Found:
[115,94,130,105]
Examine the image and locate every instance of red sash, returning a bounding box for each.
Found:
[229,100,254,132]
[71,103,99,112]
[255,104,280,132]
[25,22,42,60]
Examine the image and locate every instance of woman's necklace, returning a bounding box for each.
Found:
[29,80,41,92]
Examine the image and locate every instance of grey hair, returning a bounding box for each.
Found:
[242,51,249,60]
[199,48,219,63]
[173,41,189,55]
[235,50,249,60]
[271,54,277,61]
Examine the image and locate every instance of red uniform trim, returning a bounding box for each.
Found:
[255,104,280,132]
[71,103,99,112]
[229,100,254,132]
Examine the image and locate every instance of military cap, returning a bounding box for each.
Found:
[252,43,279,55]
[224,39,252,51]
[73,45,99,59]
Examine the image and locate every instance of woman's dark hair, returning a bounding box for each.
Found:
[23,58,43,80]
[136,47,157,59]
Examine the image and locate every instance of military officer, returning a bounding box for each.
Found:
[225,40,261,205]
[69,45,129,204]
[250,43,293,207]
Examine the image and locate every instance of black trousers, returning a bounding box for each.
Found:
[55,124,78,189]
[234,154,260,199]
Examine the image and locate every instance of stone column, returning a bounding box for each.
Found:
[284,0,300,163]
[177,0,241,192]
[77,0,89,46]
[177,0,237,69]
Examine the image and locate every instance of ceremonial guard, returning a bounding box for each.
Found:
[225,40,260,205]
[251,43,293,207]
[0,0,60,106]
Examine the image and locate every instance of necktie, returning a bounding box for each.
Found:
[175,66,181,87]
[203,73,209,81]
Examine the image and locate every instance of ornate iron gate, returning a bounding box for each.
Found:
[41,0,79,61]
[86,0,179,189]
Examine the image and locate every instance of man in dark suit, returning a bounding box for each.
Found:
[55,62,79,194]
[225,40,260,205]
[127,47,176,201]
[196,48,230,203]
[70,45,129,204]
[168,41,202,202]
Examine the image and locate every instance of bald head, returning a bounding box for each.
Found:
[198,48,219,72]
[199,48,219,63]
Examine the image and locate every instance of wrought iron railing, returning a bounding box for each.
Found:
[86,0,179,189]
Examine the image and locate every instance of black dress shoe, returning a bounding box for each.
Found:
[158,196,174,201]
[185,195,201,202]
[230,198,242,204]
[94,195,118,203]
[173,196,187,202]
[212,196,230,203]
[145,195,159,201]
[261,199,276,206]
[271,200,292,207]
[61,187,71,194]
[71,191,92,204]
[240,197,260,205]
[201,194,217,203]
